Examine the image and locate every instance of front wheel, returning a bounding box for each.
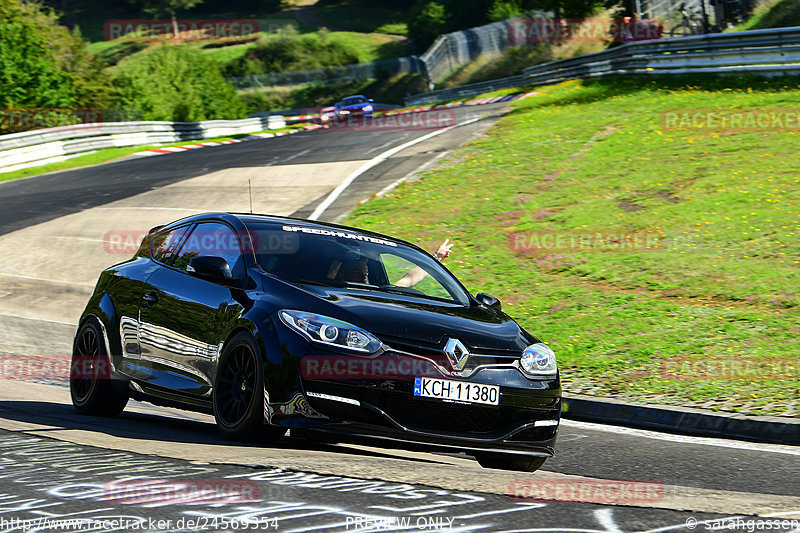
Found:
[70,318,128,416]
[475,453,547,472]
[213,332,286,443]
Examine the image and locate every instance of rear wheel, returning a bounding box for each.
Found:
[70,318,128,416]
[213,332,286,443]
[475,453,547,472]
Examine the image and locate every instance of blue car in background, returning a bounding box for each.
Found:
[335,95,374,120]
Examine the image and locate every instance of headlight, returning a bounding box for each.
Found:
[279,310,381,353]
[519,343,557,377]
[363,105,373,112]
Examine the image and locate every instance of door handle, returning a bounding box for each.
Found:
[142,293,158,305]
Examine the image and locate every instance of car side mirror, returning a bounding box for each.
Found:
[368,98,374,102]
[475,292,502,310]
[187,256,236,285]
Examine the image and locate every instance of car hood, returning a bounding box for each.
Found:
[273,282,536,353]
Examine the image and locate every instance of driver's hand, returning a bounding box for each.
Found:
[434,239,453,261]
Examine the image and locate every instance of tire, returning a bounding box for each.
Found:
[213,332,286,443]
[475,453,547,472]
[669,23,694,37]
[70,318,128,416]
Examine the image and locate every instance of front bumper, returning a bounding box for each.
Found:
[300,367,560,456]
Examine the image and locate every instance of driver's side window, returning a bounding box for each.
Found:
[173,222,244,279]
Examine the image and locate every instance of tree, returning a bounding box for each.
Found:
[0,0,109,109]
[132,0,204,38]
[408,1,448,51]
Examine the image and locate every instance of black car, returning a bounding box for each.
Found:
[70,213,560,471]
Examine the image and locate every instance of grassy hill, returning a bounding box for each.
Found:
[344,75,800,416]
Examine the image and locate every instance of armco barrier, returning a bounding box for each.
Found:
[0,115,285,174]
[405,26,800,105]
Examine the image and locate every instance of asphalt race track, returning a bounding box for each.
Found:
[0,102,797,532]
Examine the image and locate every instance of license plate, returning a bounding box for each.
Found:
[413,377,499,406]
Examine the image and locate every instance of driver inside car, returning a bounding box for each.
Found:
[327,240,453,287]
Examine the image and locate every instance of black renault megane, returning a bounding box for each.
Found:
[71,212,560,471]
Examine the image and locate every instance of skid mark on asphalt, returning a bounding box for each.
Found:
[0,431,728,533]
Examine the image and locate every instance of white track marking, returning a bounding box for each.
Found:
[364,135,408,155]
[561,420,800,456]
[282,148,311,162]
[596,509,624,533]
[0,313,76,327]
[0,272,94,287]
[92,206,203,211]
[308,115,483,220]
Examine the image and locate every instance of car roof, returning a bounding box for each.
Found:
[162,212,422,251]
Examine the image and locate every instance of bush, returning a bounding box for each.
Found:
[112,45,246,122]
[223,29,361,77]
[488,0,526,21]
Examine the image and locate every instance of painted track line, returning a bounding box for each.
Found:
[308,115,484,220]
[561,419,800,456]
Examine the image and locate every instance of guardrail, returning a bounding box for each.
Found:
[405,26,800,105]
[0,115,285,175]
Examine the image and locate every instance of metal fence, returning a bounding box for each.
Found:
[0,116,285,174]
[405,26,800,105]
[227,12,546,91]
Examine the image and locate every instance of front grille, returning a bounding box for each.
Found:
[381,337,521,374]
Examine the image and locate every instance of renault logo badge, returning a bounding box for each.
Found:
[444,338,470,372]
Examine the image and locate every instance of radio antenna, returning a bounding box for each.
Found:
[248,179,253,214]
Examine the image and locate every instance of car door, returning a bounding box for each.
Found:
[136,221,247,397]
[115,224,190,379]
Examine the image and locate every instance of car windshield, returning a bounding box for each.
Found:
[243,222,469,305]
[342,97,367,105]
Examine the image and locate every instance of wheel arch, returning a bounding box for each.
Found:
[78,290,121,357]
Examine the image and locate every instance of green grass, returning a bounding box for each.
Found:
[343,75,800,416]
[731,0,800,30]
[91,29,405,73]
[325,32,406,62]
[314,0,409,35]
[0,126,305,183]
